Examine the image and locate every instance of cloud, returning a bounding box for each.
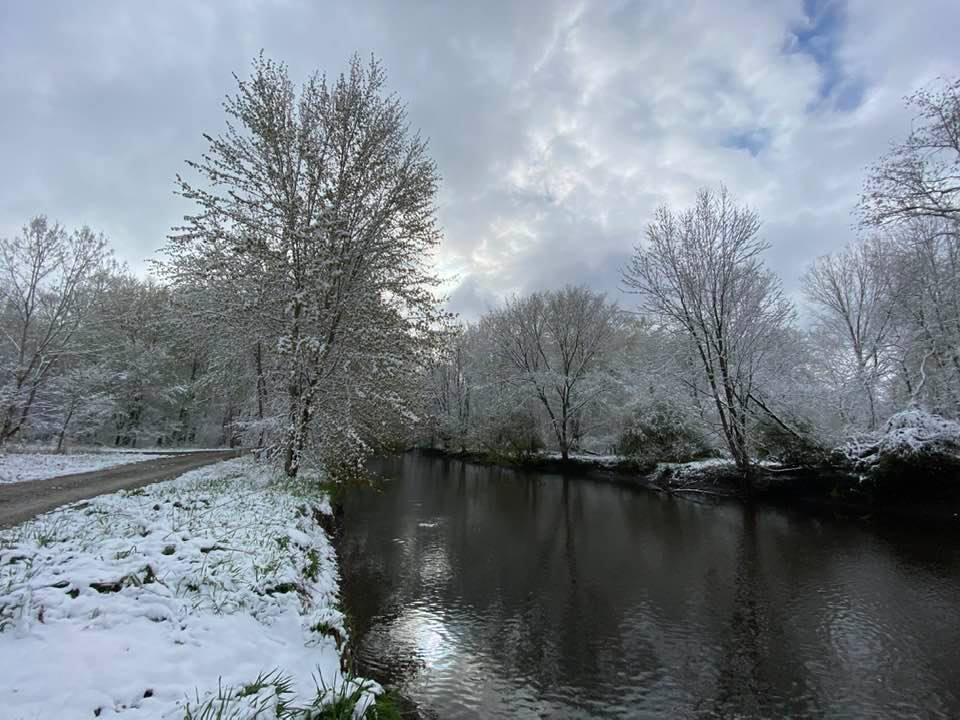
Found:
[1,0,956,316]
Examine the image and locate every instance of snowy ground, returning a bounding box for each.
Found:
[0,451,175,485]
[541,450,625,466]
[0,457,378,719]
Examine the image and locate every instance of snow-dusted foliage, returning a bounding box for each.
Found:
[490,286,623,460]
[860,77,960,227]
[840,409,960,474]
[159,54,446,476]
[802,236,896,431]
[616,398,711,463]
[803,79,960,434]
[423,324,473,453]
[421,290,634,458]
[0,458,376,718]
[0,222,245,449]
[0,217,110,443]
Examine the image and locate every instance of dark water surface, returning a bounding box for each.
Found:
[337,453,960,719]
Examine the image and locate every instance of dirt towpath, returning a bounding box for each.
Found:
[0,450,244,529]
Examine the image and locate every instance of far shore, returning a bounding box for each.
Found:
[410,446,960,523]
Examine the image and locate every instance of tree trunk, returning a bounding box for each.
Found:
[255,341,267,448]
[283,402,311,478]
[56,401,77,453]
[560,397,571,461]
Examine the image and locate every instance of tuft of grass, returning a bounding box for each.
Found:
[183,670,296,720]
[114,546,136,561]
[367,690,405,720]
[182,668,388,720]
[30,518,69,548]
[306,672,376,720]
[303,548,321,582]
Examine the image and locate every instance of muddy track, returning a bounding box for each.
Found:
[0,450,245,529]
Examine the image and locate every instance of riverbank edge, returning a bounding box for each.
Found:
[411,447,960,522]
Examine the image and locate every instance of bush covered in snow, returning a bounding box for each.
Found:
[838,409,960,477]
[650,458,740,488]
[615,400,713,464]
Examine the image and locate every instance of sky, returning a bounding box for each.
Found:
[1,0,957,319]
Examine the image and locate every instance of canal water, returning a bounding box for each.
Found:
[337,453,960,719]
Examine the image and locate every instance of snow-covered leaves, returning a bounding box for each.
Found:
[159,54,446,476]
[0,216,111,442]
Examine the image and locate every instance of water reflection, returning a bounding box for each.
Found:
[337,453,960,719]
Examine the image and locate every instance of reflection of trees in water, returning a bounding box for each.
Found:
[340,455,960,718]
[711,507,765,716]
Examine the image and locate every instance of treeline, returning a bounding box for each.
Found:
[0,220,237,449]
[422,78,960,480]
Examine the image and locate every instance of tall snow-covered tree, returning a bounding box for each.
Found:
[886,217,960,416]
[425,324,473,452]
[802,236,896,430]
[622,187,794,478]
[160,54,445,476]
[491,286,622,460]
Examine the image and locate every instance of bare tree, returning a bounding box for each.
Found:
[492,286,621,461]
[860,77,960,226]
[0,217,109,442]
[426,324,472,452]
[886,217,960,415]
[856,76,960,420]
[622,187,793,479]
[802,236,896,430]
[160,54,444,476]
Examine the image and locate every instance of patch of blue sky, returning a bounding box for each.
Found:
[788,0,867,112]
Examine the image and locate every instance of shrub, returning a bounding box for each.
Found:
[477,409,544,458]
[615,401,711,463]
[754,415,827,467]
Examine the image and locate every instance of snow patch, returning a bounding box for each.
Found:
[0,457,376,719]
[840,409,960,472]
[0,452,174,484]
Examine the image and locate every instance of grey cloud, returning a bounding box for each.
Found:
[1,0,956,311]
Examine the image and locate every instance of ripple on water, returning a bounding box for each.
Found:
[341,454,960,719]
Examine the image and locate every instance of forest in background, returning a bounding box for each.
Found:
[1,56,957,486]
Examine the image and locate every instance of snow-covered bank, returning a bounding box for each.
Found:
[841,409,960,475]
[0,451,176,484]
[0,457,379,719]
